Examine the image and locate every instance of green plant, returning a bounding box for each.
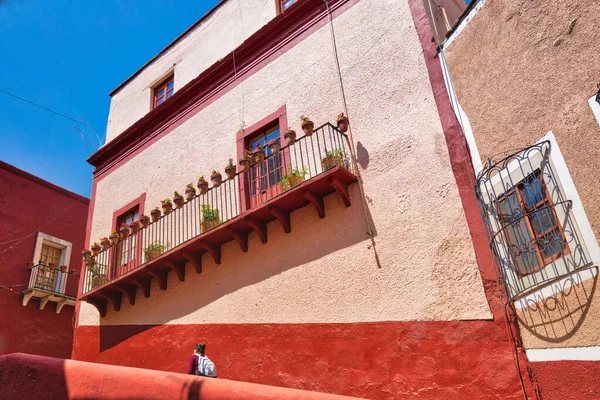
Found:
[255,144,264,151]
[198,175,206,182]
[227,158,234,167]
[161,198,172,204]
[211,170,219,175]
[110,230,118,235]
[326,148,345,158]
[144,241,169,253]
[174,191,181,197]
[301,115,310,122]
[186,183,194,189]
[281,167,308,190]
[201,204,219,221]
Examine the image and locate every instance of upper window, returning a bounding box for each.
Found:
[116,206,140,270]
[153,76,174,109]
[496,171,569,276]
[277,0,296,13]
[247,125,282,207]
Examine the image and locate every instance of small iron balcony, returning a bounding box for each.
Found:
[22,262,79,313]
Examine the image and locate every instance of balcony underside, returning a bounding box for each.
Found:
[81,166,357,316]
[22,288,76,314]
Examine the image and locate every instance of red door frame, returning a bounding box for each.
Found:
[236,105,289,213]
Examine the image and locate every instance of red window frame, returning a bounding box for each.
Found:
[111,194,146,279]
[276,0,296,14]
[496,171,570,277]
[153,75,174,109]
[236,106,288,212]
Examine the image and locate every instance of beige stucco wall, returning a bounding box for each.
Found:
[444,0,600,348]
[78,0,492,326]
[105,0,275,142]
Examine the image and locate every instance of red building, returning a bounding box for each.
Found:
[0,161,89,358]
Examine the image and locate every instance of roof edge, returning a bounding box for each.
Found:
[0,160,90,204]
[109,0,230,97]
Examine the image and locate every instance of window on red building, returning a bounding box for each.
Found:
[153,75,174,109]
[116,206,139,270]
[247,124,283,206]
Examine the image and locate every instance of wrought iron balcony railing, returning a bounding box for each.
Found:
[83,123,356,298]
[22,262,79,313]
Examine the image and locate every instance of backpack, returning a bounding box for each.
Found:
[196,355,217,377]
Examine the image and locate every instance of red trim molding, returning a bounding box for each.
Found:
[88,0,357,178]
[111,193,146,232]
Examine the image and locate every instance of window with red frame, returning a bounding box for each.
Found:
[247,124,283,206]
[153,76,174,109]
[496,171,569,276]
[278,0,296,13]
[116,206,139,272]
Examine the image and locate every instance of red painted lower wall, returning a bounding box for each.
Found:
[73,321,526,399]
[531,360,600,400]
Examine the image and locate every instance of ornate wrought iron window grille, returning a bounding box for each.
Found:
[475,141,591,300]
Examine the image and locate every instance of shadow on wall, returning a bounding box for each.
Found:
[97,183,378,351]
[514,265,598,343]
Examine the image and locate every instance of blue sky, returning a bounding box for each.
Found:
[0,0,220,197]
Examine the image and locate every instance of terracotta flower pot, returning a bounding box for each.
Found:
[81,249,92,261]
[239,156,252,172]
[211,172,222,187]
[91,275,108,289]
[301,120,314,136]
[145,249,163,262]
[71,269,79,277]
[322,155,344,170]
[268,139,281,155]
[26,262,34,270]
[109,233,119,246]
[139,214,151,229]
[49,263,57,271]
[336,113,349,133]
[200,220,219,233]
[185,187,196,201]
[60,265,67,273]
[91,244,101,256]
[225,165,237,180]
[100,239,111,251]
[150,208,161,222]
[253,149,265,164]
[129,221,140,235]
[119,225,130,240]
[284,129,296,145]
[285,175,305,190]
[162,202,173,215]
[197,179,209,195]
[173,195,185,209]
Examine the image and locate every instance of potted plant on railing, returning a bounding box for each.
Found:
[60,265,68,273]
[144,241,168,262]
[71,269,79,277]
[200,204,219,233]
[301,115,314,136]
[239,150,252,172]
[161,198,173,215]
[253,144,265,164]
[139,214,151,229]
[322,148,346,170]
[268,139,281,155]
[225,158,237,179]
[284,127,297,145]
[91,242,101,256]
[81,249,92,261]
[211,170,222,187]
[49,263,58,271]
[281,167,308,191]
[100,237,111,251]
[88,262,108,289]
[129,220,141,235]
[109,230,119,245]
[336,112,349,133]
[173,191,185,208]
[185,183,197,201]
[150,208,161,222]
[197,175,209,194]
[119,223,130,240]
[26,262,34,270]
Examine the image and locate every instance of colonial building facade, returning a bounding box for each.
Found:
[0,161,88,359]
[73,0,536,398]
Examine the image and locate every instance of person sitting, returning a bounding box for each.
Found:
[188,343,217,378]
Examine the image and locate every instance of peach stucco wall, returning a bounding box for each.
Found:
[443,0,600,349]
[79,0,492,326]
[105,0,275,142]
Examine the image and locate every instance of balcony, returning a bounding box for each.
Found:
[81,123,357,316]
[22,263,79,314]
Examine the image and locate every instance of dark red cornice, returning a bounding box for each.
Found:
[0,160,90,204]
[87,0,349,174]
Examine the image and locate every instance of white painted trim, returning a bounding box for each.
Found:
[588,95,600,127]
[527,346,600,362]
[443,0,489,49]
[31,232,73,294]
[439,52,483,174]
[538,132,600,267]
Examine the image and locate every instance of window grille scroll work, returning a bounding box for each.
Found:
[475,141,590,300]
